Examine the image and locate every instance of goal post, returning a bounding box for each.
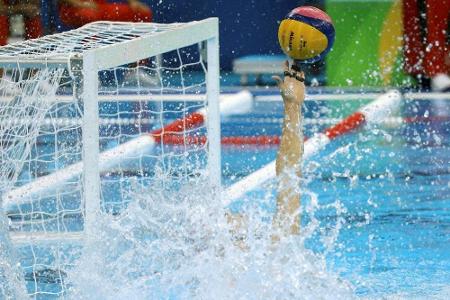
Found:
[206,31,221,196]
[0,18,221,297]
[80,51,101,236]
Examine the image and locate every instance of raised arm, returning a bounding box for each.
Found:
[272,61,305,240]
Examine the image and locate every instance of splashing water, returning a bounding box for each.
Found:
[67,174,355,299]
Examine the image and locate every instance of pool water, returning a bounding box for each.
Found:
[222,98,450,298]
[8,94,450,299]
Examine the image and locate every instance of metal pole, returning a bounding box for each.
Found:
[206,24,221,196]
[80,52,101,236]
[0,56,78,69]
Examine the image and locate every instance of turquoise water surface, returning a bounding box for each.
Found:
[7,94,450,299]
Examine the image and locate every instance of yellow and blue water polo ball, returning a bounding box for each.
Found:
[278,6,335,63]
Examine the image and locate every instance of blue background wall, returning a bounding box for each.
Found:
[147,1,324,70]
[42,0,323,71]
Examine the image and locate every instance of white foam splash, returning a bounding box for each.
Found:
[67,176,355,299]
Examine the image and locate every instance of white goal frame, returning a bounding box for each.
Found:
[0,18,221,236]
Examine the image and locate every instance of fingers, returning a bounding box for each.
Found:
[272,75,283,88]
[294,71,305,82]
[291,63,301,72]
[283,60,290,72]
[299,71,305,82]
[277,61,306,86]
[290,64,304,81]
[283,69,305,83]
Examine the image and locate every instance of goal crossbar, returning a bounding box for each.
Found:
[0,18,218,70]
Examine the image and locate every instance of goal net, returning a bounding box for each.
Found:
[0,19,220,297]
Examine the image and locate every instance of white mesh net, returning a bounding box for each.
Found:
[0,22,185,60]
[0,66,66,298]
[0,20,217,298]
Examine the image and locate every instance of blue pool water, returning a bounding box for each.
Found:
[222,97,450,298]
[224,131,450,298]
[8,93,450,299]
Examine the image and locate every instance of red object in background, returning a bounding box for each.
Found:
[324,112,365,140]
[0,0,43,46]
[59,0,152,28]
[403,0,450,77]
[152,112,205,143]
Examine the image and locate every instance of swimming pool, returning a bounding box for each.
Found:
[225,93,450,298]
[6,90,450,299]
